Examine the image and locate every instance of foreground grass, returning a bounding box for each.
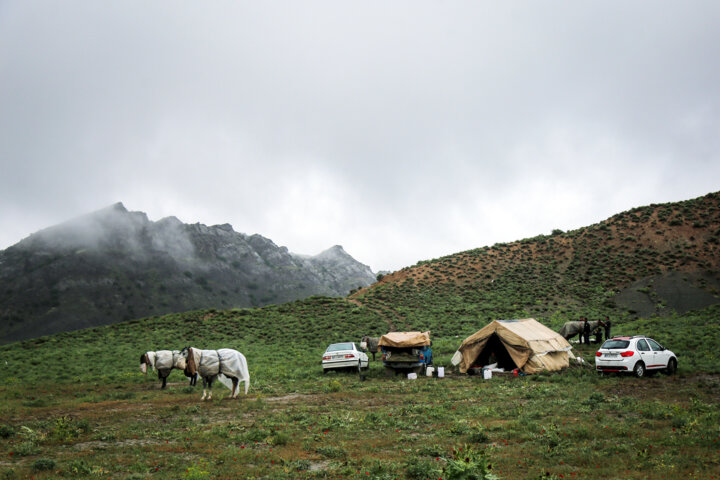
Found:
[1,352,719,479]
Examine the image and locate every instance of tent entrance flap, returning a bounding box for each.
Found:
[470,333,517,370]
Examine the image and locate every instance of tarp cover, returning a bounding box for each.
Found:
[456,319,572,374]
[378,331,431,348]
[189,348,250,394]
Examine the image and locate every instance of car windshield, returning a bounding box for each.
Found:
[601,339,630,349]
[326,343,354,352]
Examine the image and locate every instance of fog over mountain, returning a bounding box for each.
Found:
[0,203,376,343]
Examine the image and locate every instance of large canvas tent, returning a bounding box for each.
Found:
[452,318,573,374]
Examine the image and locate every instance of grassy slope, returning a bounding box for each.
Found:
[354,191,720,332]
[1,192,719,479]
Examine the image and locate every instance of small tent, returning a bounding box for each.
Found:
[452,318,573,374]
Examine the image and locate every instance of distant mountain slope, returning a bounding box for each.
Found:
[352,191,720,334]
[0,203,376,343]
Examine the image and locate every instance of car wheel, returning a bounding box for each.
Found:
[633,362,646,378]
[665,358,677,375]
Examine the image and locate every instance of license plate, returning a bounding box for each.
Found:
[605,353,618,358]
[333,355,343,359]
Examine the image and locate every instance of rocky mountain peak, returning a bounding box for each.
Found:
[0,204,377,343]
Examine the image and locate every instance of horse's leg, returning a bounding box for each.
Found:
[207,377,213,400]
[231,378,239,398]
[201,377,208,400]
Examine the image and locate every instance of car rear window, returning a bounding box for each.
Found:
[602,339,630,349]
[326,343,354,352]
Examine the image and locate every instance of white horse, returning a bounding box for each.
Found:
[140,350,185,389]
[176,347,250,400]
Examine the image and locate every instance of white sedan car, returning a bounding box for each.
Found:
[595,335,677,377]
[322,342,369,373]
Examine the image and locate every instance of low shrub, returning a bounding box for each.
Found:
[443,445,498,480]
[405,458,442,480]
[31,458,56,471]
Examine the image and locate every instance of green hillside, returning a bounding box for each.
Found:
[1,192,719,479]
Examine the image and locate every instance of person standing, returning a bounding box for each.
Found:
[583,317,591,345]
[604,316,611,339]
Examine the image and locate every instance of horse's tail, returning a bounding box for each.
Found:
[239,352,250,395]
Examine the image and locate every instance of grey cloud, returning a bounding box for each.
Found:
[1,1,719,271]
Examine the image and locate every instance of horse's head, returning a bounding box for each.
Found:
[173,349,187,371]
[140,353,148,374]
[171,350,185,369]
[179,347,198,377]
[140,351,156,374]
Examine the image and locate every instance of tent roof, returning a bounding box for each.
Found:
[378,331,431,347]
[460,318,569,350]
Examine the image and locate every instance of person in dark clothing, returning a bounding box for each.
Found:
[583,318,591,345]
[594,328,603,344]
[577,317,585,344]
[604,317,611,339]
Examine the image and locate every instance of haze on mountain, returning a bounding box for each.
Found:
[1,2,720,273]
[0,203,376,343]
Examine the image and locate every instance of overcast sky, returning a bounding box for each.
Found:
[1,2,719,272]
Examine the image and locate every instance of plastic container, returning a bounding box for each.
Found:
[407,372,417,380]
[482,367,492,379]
[513,368,519,377]
[437,367,445,378]
[426,366,435,377]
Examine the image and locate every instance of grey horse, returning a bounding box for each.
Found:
[558,319,606,344]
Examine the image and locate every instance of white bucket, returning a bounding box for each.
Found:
[407,372,417,380]
[483,367,492,379]
[437,367,445,378]
[426,366,435,377]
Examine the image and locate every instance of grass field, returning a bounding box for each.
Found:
[1,302,719,479]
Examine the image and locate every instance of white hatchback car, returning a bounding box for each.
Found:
[595,336,677,377]
[322,342,369,373]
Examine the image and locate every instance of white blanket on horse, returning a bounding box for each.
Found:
[192,348,250,394]
[154,350,175,370]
